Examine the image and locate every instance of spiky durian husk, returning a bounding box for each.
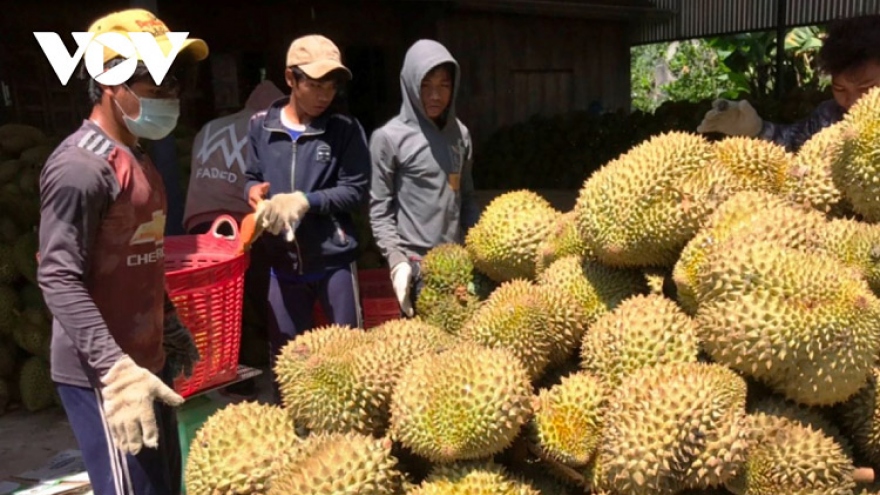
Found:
[415,284,481,335]
[593,362,748,495]
[672,190,827,314]
[695,240,880,406]
[465,189,561,282]
[458,279,556,379]
[820,217,880,295]
[838,367,880,467]
[574,131,717,268]
[833,86,880,222]
[785,121,847,215]
[724,400,855,495]
[420,243,474,293]
[408,461,541,495]
[709,136,791,194]
[184,402,301,495]
[268,433,402,495]
[529,371,605,467]
[535,210,591,275]
[537,255,648,328]
[580,293,700,387]
[276,321,454,436]
[389,344,533,463]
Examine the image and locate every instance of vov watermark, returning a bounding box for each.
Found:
[33,31,189,86]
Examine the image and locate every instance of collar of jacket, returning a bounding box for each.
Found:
[260,96,329,137]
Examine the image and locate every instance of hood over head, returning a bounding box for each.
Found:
[399,39,461,131]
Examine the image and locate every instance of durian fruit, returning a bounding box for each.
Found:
[14,307,51,360]
[574,131,717,268]
[407,461,541,495]
[274,325,372,425]
[420,243,473,292]
[0,124,48,155]
[0,337,16,377]
[13,231,38,285]
[185,401,301,495]
[709,136,791,195]
[833,86,880,222]
[580,294,700,387]
[414,285,479,335]
[820,217,880,295]
[695,240,880,406]
[0,245,17,285]
[593,362,748,495]
[837,367,880,467]
[529,370,604,467]
[389,344,532,463]
[0,285,20,337]
[465,189,561,282]
[268,433,402,495]
[785,121,846,215]
[537,255,647,329]
[415,244,482,334]
[673,190,827,314]
[535,210,590,275]
[277,320,454,436]
[725,398,855,495]
[19,356,54,412]
[459,277,583,377]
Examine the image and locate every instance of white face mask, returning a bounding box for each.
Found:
[115,86,180,140]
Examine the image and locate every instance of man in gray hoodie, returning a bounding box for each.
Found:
[369,39,480,316]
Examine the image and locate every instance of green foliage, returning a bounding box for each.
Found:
[632,26,828,113]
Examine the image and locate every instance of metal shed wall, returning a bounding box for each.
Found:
[635,0,880,44]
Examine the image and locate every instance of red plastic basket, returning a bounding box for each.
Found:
[312,267,400,329]
[163,215,249,398]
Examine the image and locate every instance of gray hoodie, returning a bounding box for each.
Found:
[368,39,480,269]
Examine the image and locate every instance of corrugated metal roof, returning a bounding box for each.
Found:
[634,0,880,45]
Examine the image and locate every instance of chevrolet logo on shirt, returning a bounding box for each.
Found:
[130,210,166,246]
[128,210,166,267]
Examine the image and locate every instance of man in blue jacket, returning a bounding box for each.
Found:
[244,35,369,394]
[697,14,880,151]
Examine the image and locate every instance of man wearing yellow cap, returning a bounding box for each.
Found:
[36,8,207,494]
[244,35,370,399]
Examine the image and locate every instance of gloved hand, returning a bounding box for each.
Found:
[255,191,310,242]
[101,356,185,455]
[163,310,200,379]
[391,261,414,317]
[696,99,763,137]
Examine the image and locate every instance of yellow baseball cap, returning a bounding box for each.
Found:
[87,8,208,64]
[286,35,352,80]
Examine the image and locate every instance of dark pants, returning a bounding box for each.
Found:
[267,263,362,402]
[55,367,180,495]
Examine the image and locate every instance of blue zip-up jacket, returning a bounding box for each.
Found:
[243,97,371,275]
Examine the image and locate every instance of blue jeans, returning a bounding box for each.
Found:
[266,263,362,402]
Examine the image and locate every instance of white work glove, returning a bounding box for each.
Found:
[255,191,310,242]
[697,99,763,137]
[391,261,414,317]
[100,356,185,455]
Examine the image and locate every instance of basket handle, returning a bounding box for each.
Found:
[209,214,240,241]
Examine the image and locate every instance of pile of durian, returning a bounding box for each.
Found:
[184,86,880,495]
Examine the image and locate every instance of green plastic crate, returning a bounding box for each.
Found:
[176,395,224,494]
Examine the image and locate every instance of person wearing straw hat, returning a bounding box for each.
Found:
[36,8,207,494]
[244,34,370,400]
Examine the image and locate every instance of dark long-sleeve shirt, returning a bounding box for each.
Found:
[757,99,845,152]
[38,121,167,387]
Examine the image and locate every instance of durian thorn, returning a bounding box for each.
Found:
[854,467,875,484]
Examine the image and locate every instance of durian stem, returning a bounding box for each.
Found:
[853,467,875,484]
[524,439,588,486]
